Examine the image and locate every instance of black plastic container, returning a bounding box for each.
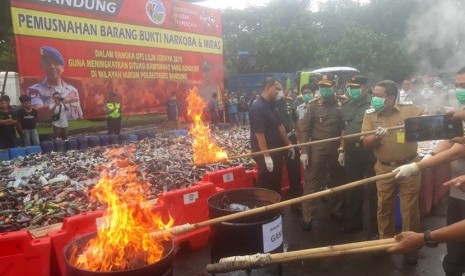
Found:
[207,188,283,263]
[64,232,174,276]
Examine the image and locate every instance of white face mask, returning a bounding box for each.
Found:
[275,90,284,101]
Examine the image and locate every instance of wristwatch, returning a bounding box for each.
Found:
[424,230,438,248]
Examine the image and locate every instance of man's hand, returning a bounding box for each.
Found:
[444,175,465,192]
[393,163,420,179]
[422,153,433,161]
[300,153,308,169]
[387,231,424,254]
[337,147,345,166]
[451,136,465,145]
[288,147,295,159]
[447,109,465,121]
[264,156,274,172]
[375,127,388,138]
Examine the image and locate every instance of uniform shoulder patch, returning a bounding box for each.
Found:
[365,108,375,114]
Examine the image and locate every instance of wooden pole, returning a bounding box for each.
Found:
[206,239,397,273]
[151,172,395,239]
[201,125,404,165]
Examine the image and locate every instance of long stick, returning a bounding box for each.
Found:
[206,239,397,273]
[151,172,395,239]
[202,125,404,165]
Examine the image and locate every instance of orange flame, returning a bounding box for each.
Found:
[70,148,173,271]
[187,87,228,165]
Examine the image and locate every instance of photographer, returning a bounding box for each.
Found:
[49,92,69,140]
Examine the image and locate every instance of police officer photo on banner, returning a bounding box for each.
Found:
[25,46,83,122]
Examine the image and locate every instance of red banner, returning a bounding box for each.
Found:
[11,0,223,120]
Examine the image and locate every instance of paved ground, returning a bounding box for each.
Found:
[173,196,448,276]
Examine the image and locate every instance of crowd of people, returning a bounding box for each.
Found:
[248,67,465,276]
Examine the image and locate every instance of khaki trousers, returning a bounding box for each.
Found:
[375,161,421,238]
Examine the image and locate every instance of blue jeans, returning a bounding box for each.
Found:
[238,112,249,126]
[23,129,40,146]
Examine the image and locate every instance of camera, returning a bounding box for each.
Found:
[405,115,464,141]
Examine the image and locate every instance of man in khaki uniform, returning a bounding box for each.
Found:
[361,80,426,265]
[300,75,345,231]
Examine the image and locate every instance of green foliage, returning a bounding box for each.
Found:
[0,0,17,72]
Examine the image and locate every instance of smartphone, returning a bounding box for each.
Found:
[405,115,464,142]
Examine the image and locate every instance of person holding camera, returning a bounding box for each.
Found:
[49,92,69,140]
[391,66,465,276]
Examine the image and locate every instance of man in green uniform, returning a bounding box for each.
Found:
[275,87,302,213]
[104,92,122,135]
[339,75,377,235]
[361,80,427,265]
[300,75,345,231]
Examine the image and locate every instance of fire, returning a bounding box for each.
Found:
[69,148,173,271]
[186,87,228,165]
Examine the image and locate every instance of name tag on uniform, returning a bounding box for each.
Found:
[397,132,405,144]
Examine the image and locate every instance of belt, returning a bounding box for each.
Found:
[346,142,362,148]
[379,155,417,167]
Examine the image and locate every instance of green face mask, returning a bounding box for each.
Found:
[348,88,362,100]
[456,88,465,104]
[302,94,313,103]
[371,96,385,111]
[319,87,334,98]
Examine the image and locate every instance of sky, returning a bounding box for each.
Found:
[194,0,271,10]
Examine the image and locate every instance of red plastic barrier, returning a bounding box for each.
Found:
[202,166,254,190]
[48,210,104,276]
[0,230,51,276]
[281,163,290,196]
[157,181,216,251]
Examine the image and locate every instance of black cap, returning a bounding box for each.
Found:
[348,75,368,87]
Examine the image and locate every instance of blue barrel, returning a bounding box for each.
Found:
[88,136,100,148]
[168,130,188,136]
[26,145,42,155]
[99,134,110,146]
[136,131,147,140]
[109,134,119,145]
[78,137,89,150]
[65,139,78,151]
[118,133,129,144]
[54,139,66,152]
[40,141,54,153]
[9,147,27,159]
[128,134,138,142]
[0,149,9,161]
[146,131,156,139]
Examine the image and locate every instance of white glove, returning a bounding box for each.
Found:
[300,153,308,169]
[264,156,274,172]
[288,147,295,159]
[375,127,388,138]
[422,153,433,161]
[337,148,345,166]
[393,163,420,179]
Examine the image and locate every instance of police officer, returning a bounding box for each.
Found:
[300,75,345,231]
[27,46,83,121]
[275,85,302,212]
[249,77,294,195]
[361,80,427,265]
[105,92,122,135]
[339,75,377,235]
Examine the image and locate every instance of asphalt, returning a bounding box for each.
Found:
[173,195,449,276]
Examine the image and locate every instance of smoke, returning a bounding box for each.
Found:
[405,0,465,74]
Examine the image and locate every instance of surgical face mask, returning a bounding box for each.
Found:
[371,96,385,111]
[319,87,334,98]
[456,88,465,104]
[275,90,284,101]
[348,88,362,100]
[303,93,313,103]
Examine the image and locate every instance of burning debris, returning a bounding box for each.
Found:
[0,128,253,233]
[68,147,173,271]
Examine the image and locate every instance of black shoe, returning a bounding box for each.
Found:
[404,252,418,265]
[301,220,313,231]
[341,224,363,233]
